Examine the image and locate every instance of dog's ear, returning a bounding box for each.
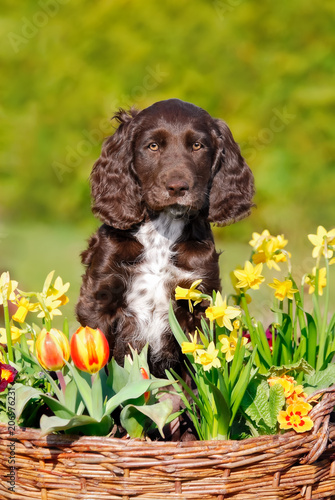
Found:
[90,108,145,230]
[208,119,254,226]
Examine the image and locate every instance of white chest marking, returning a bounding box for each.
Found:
[126,213,189,354]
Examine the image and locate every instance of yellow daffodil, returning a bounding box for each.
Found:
[308,225,335,259]
[219,330,247,362]
[277,402,313,433]
[252,237,290,271]
[230,270,252,303]
[0,272,18,305]
[268,279,298,301]
[175,279,203,312]
[233,261,265,290]
[0,326,23,345]
[249,230,271,250]
[305,267,327,296]
[205,292,241,330]
[36,296,63,320]
[181,332,203,354]
[12,297,39,323]
[194,341,221,371]
[46,275,70,306]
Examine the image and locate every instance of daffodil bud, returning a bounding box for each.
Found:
[70,326,109,374]
[35,328,70,371]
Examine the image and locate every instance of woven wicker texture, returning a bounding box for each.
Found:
[1,387,335,500]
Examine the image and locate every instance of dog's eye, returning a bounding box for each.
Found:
[192,142,203,151]
[148,143,159,151]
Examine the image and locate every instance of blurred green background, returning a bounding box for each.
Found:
[1,0,334,327]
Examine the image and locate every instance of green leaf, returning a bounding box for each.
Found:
[230,350,257,423]
[107,358,128,393]
[241,378,271,427]
[40,394,76,419]
[305,312,317,369]
[168,301,189,346]
[64,360,93,416]
[304,363,335,392]
[267,359,315,378]
[91,371,103,420]
[40,414,113,436]
[64,379,84,414]
[120,399,173,438]
[202,372,231,439]
[268,383,285,428]
[12,383,42,419]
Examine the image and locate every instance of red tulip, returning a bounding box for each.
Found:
[35,328,70,371]
[140,367,150,403]
[70,326,109,374]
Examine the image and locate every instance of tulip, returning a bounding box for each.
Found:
[140,367,150,403]
[70,326,109,374]
[35,328,70,371]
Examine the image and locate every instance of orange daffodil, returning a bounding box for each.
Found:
[175,279,204,312]
[205,292,241,330]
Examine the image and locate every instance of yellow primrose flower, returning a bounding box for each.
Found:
[0,326,23,345]
[219,330,247,362]
[305,267,327,296]
[277,402,313,433]
[181,332,203,354]
[194,341,221,371]
[268,279,298,301]
[308,225,335,259]
[233,261,265,290]
[286,385,308,405]
[175,279,203,313]
[205,292,241,330]
[268,375,295,398]
[0,272,18,305]
[12,297,39,323]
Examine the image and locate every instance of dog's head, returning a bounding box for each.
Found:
[90,99,254,229]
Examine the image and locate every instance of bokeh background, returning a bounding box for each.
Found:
[1,0,334,327]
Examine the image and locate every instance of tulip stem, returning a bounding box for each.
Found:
[57,371,66,395]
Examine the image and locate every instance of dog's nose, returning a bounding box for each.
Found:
[166,180,189,197]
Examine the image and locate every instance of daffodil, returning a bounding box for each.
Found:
[181,332,203,354]
[308,225,335,259]
[36,296,63,320]
[205,292,241,330]
[0,326,23,345]
[277,402,313,433]
[249,230,271,250]
[252,236,290,271]
[175,279,203,312]
[194,341,221,371]
[219,330,247,362]
[0,272,18,305]
[46,275,70,306]
[12,297,39,323]
[305,267,327,296]
[233,261,265,290]
[268,279,298,301]
[230,270,252,303]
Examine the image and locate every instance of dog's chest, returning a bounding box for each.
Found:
[126,214,187,351]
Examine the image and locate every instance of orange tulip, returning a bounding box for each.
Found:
[140,367,150,403]
[36,328,70,371]
[70,326,109,374]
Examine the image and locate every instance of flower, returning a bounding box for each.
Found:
[12,297,39,323]
[233,261,265,290]
[230,270,252,304]
[181,332,203,354]
[36,295,64,320]
[194,342,221,371]
[286,385,308,405]
[219,330,247,362]
[70,326,110,374]
[0,272,18,305]
[46,275,70,306]
[0,326,23,345]
[250,231,290,271]
[0,363,18,392]
[308,225,335,259]
[268,375,295,398]
[205,292,241,330]
[305,267,327,296]
[277,402,314,433]
[36,328,70,371]
[140,367,150,403]
[268,279,298,301]
[175,279,203,312]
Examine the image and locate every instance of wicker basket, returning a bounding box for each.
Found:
[1,386,335,500]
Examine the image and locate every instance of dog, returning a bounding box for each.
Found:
[76,99,254,376]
